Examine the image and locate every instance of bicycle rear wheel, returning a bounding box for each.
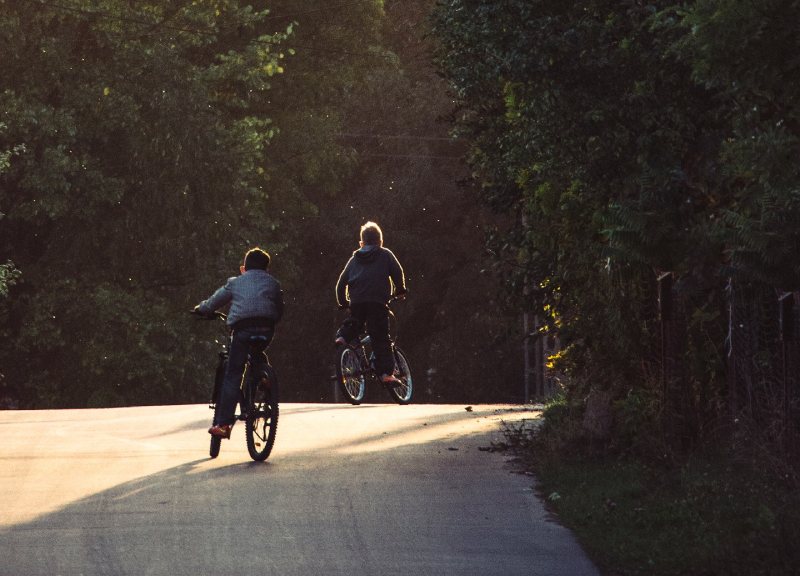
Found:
[387,347,413,405]
[336,345,366,404]
[246,366,279,461]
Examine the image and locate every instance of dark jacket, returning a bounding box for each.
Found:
[335,245,406,306]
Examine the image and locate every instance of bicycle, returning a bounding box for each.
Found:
[334,301,413,405]
[193,311,279,461]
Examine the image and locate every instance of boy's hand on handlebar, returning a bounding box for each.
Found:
[191,305,212,318]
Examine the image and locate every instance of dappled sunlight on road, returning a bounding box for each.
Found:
[0,403,603,576]
[0,404,540,529]
[280,404,538,456]
[0,405,210,526]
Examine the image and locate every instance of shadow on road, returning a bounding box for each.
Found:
[0,404,599,576]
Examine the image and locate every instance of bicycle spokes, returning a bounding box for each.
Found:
[388,347,413,404]
[337,346,366,404]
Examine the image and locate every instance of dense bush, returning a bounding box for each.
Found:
[434,0,800,453]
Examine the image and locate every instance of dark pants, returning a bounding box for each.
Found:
[217,326,273,426]
[337,302,394,376]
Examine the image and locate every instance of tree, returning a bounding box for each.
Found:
[1,0,526,408]
[677,0,800,289]
[434,0,800,449]
[269,0,524,403]
[0,0,290,407]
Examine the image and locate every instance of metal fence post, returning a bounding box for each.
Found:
[536,315,545,399]
[658,272,673,395]
[779,292,794,446]
[658,272,674,448]
[725,278,737,427]
[523,311,531,404]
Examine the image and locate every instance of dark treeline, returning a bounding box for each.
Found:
[9,0,798,432]
[0,0,523,408]
[434,0,800,457]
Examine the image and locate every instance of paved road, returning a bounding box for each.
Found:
[0,403,599,576]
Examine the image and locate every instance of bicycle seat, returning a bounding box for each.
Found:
[248,335,269,353]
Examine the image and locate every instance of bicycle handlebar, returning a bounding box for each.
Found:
[339,294,406,310]
[191,308,227,321]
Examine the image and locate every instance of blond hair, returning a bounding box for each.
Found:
[360,221,383,246]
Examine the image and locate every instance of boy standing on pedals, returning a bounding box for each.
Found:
[195,248,284,439]
[335,221,407,385]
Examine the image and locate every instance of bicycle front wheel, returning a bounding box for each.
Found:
[209,362,225,459]
[387,347,413,405]
[246,366,279,462]
[336,345,366,404]
[209,436,221,458]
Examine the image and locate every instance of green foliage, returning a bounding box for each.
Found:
[11,281,196,407]
[1,0,521,407]
[0,261,19,299]
[0,0,290,406]
[674,0,800,289]
[434,0,800,451]
[540,395,570,429]
[530,453,800,575]
[611,385,665,457]
[435,0,705,404]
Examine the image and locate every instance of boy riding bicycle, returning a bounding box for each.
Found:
[335,221,407,384]
[195,247,284,439]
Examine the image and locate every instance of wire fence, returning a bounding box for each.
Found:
[659,272,800,457]
[523,314,561,403]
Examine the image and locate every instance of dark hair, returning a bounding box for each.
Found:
[243,247,270,270]
[360,221,383,246]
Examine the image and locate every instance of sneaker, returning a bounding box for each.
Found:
[208,424,233,439]
[334,336,347,347]
[380,373,402,386]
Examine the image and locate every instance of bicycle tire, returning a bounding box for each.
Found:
[336,345,366,404]
[208,387,222,458]
[209,436,221,458]
[387,347,413,405]
[246,367,279,461]
[209,364,225,459]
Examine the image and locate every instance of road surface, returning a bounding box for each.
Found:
[0,403,599,575]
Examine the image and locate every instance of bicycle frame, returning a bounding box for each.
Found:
[210,334,270,418]
[335,303,413,405]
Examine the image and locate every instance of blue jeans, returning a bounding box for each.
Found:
[217,326,273,426]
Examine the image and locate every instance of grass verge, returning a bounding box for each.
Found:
[508,420,800,575]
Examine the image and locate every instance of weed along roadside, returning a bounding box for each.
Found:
[504,399,800,576]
